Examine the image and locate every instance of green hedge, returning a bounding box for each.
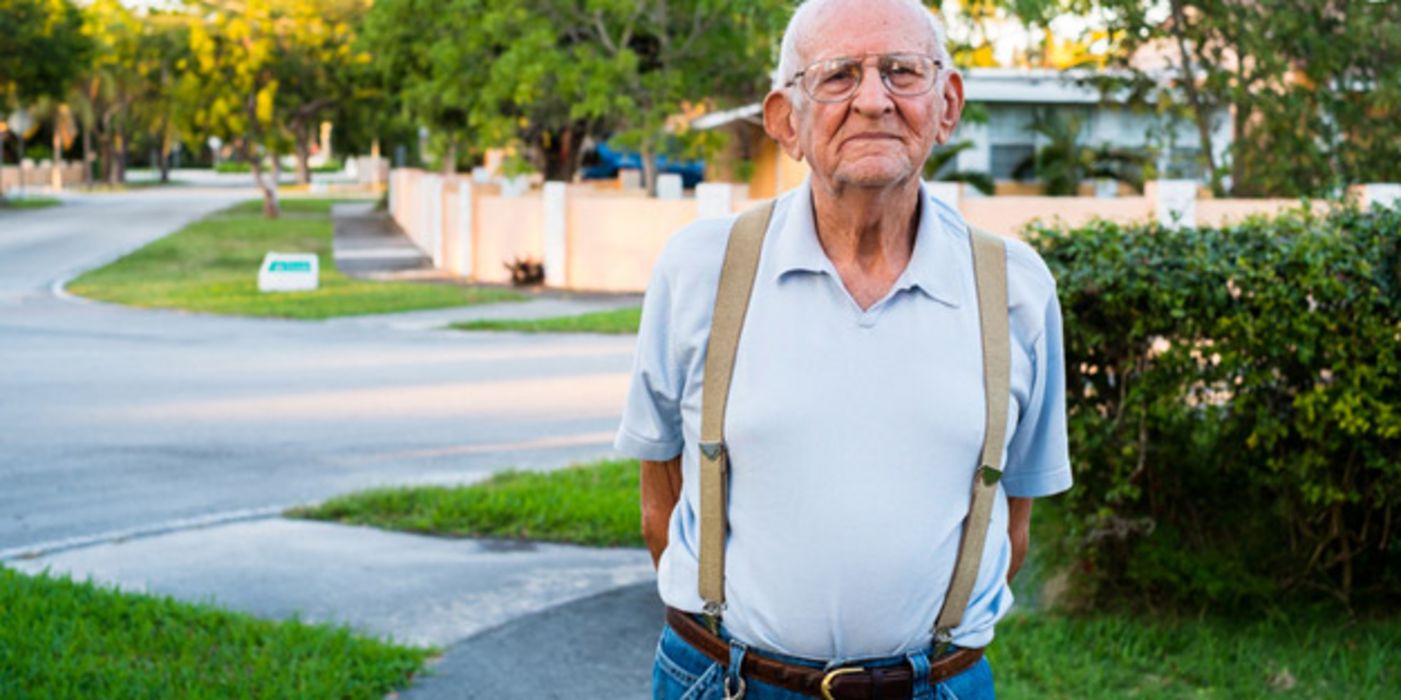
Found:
[1027,202,1399,610]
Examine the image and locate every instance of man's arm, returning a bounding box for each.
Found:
[640,456,683,569]
[1007,496,1033,583]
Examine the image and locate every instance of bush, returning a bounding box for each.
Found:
[214,161,253,173]
[1027,202,1400,611]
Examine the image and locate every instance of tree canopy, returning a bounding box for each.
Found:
[0,0,91,112]
[362,0,788,187]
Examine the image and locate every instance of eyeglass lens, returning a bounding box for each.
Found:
[803,54,937,102]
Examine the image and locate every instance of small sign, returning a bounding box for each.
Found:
[258,252,319,292]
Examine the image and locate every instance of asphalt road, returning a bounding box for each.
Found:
[0,187,636,555]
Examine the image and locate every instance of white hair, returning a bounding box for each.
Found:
[772,0,955,92]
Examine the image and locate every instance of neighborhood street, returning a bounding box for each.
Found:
[0,186,658,697]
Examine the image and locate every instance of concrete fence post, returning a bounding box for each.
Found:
[696,183,733,219]
[423,174,445,268]
[457,178,475,279]
[924,181,960,211]
[1361,183,1401,209]
[1151,179,1198,228]
[387,169,398,219]
[656,173,684,200]
[543,181,568,288]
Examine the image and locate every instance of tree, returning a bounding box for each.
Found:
[181,0,367,215]
[78,0,145,185]
[0,0,91,196]
[1000,0,1401,197]
[363,0,788,189]
[0,0,90,109]
[1012,110,1147,195]
[268,0,372,184]
[923,140,995,195]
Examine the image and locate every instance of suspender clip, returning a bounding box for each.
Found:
[702,600,726,635]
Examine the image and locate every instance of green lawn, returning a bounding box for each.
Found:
[449,306,641,334]
[991,610,1398,698]
[289,459,642,547]
[67,198,523,319]
[0,196,61,209]
[294,458,1399,697]
[0,566,432,699]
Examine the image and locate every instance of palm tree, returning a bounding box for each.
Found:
[923,139,995,195]
[1014,110,1148,196]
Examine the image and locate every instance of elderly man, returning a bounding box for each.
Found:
[614,0,1071,697]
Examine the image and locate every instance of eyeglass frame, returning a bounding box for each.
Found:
[783,52,945,104]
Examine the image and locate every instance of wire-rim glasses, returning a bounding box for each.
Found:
[785,53,943,104]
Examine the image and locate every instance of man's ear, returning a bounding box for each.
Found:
[763,90,804,161]
[933,71,965,145]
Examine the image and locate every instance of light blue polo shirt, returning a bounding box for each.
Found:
[615,178,1072,661]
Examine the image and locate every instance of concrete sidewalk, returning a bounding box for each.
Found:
[7,516,661,698]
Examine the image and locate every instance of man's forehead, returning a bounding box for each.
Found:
[795,0,936,62]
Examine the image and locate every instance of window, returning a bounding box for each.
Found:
[991,144,1035,181]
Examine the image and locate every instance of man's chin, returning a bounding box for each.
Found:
[830,168,917,190]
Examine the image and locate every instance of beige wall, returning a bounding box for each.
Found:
[389,168,1372,294]
[1,162,85,192]
[963,196,1151,236]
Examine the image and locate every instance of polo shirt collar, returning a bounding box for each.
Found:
[770,178,965,308]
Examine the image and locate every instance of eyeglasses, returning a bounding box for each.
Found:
[785,53,943,104]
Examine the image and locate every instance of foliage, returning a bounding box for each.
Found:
[0,0,91,110]
[67,198,523,319]
[1005,0,1401,196]
[991,609,1399,698]
[1012,110,1147,195]
[361,0,788,188]
[179,0,372,215]
[1027,202,1401,609]
[923,140,995,195]
[290,459,645,547]
[0,566,430,698]
[450,306,642,335]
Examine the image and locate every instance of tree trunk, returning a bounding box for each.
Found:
[158,140,171,183]
[249,157,280,219]
[441,140,457,176]
[82,125,93,186]
[295,137,311,185]
[1167,0,1219,189]
[110,131,127,185]
[640,143,659,196]
[540,127,583,182]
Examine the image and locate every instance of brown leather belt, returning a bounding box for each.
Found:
[665,608,985,699]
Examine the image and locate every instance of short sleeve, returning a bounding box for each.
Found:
[613,261,686,460]
[1001,289,1073,498]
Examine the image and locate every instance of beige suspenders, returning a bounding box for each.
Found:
[698,200,777,627]
[696,199,1011,648]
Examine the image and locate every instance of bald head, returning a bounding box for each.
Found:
[773,0,953,91]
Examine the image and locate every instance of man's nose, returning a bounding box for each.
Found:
[851,64,894,116]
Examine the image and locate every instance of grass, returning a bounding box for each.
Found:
[449,306,642,334]
[289,458,643,547]
[295,457,1399,697]
[0,196,61,209]
[990,611,1398,698]
[67,198,523,319]
[0,566,432,699]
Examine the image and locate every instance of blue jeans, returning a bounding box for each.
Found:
[652,623,995,700]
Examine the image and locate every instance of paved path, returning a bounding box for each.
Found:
[0,187,660,698]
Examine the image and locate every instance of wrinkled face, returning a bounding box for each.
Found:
[769,0,963,191]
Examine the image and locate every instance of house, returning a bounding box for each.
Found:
[693,67,1232,197]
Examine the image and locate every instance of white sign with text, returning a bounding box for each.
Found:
[258,252,319,292]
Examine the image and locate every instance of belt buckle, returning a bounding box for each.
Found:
[819,666,864,700]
